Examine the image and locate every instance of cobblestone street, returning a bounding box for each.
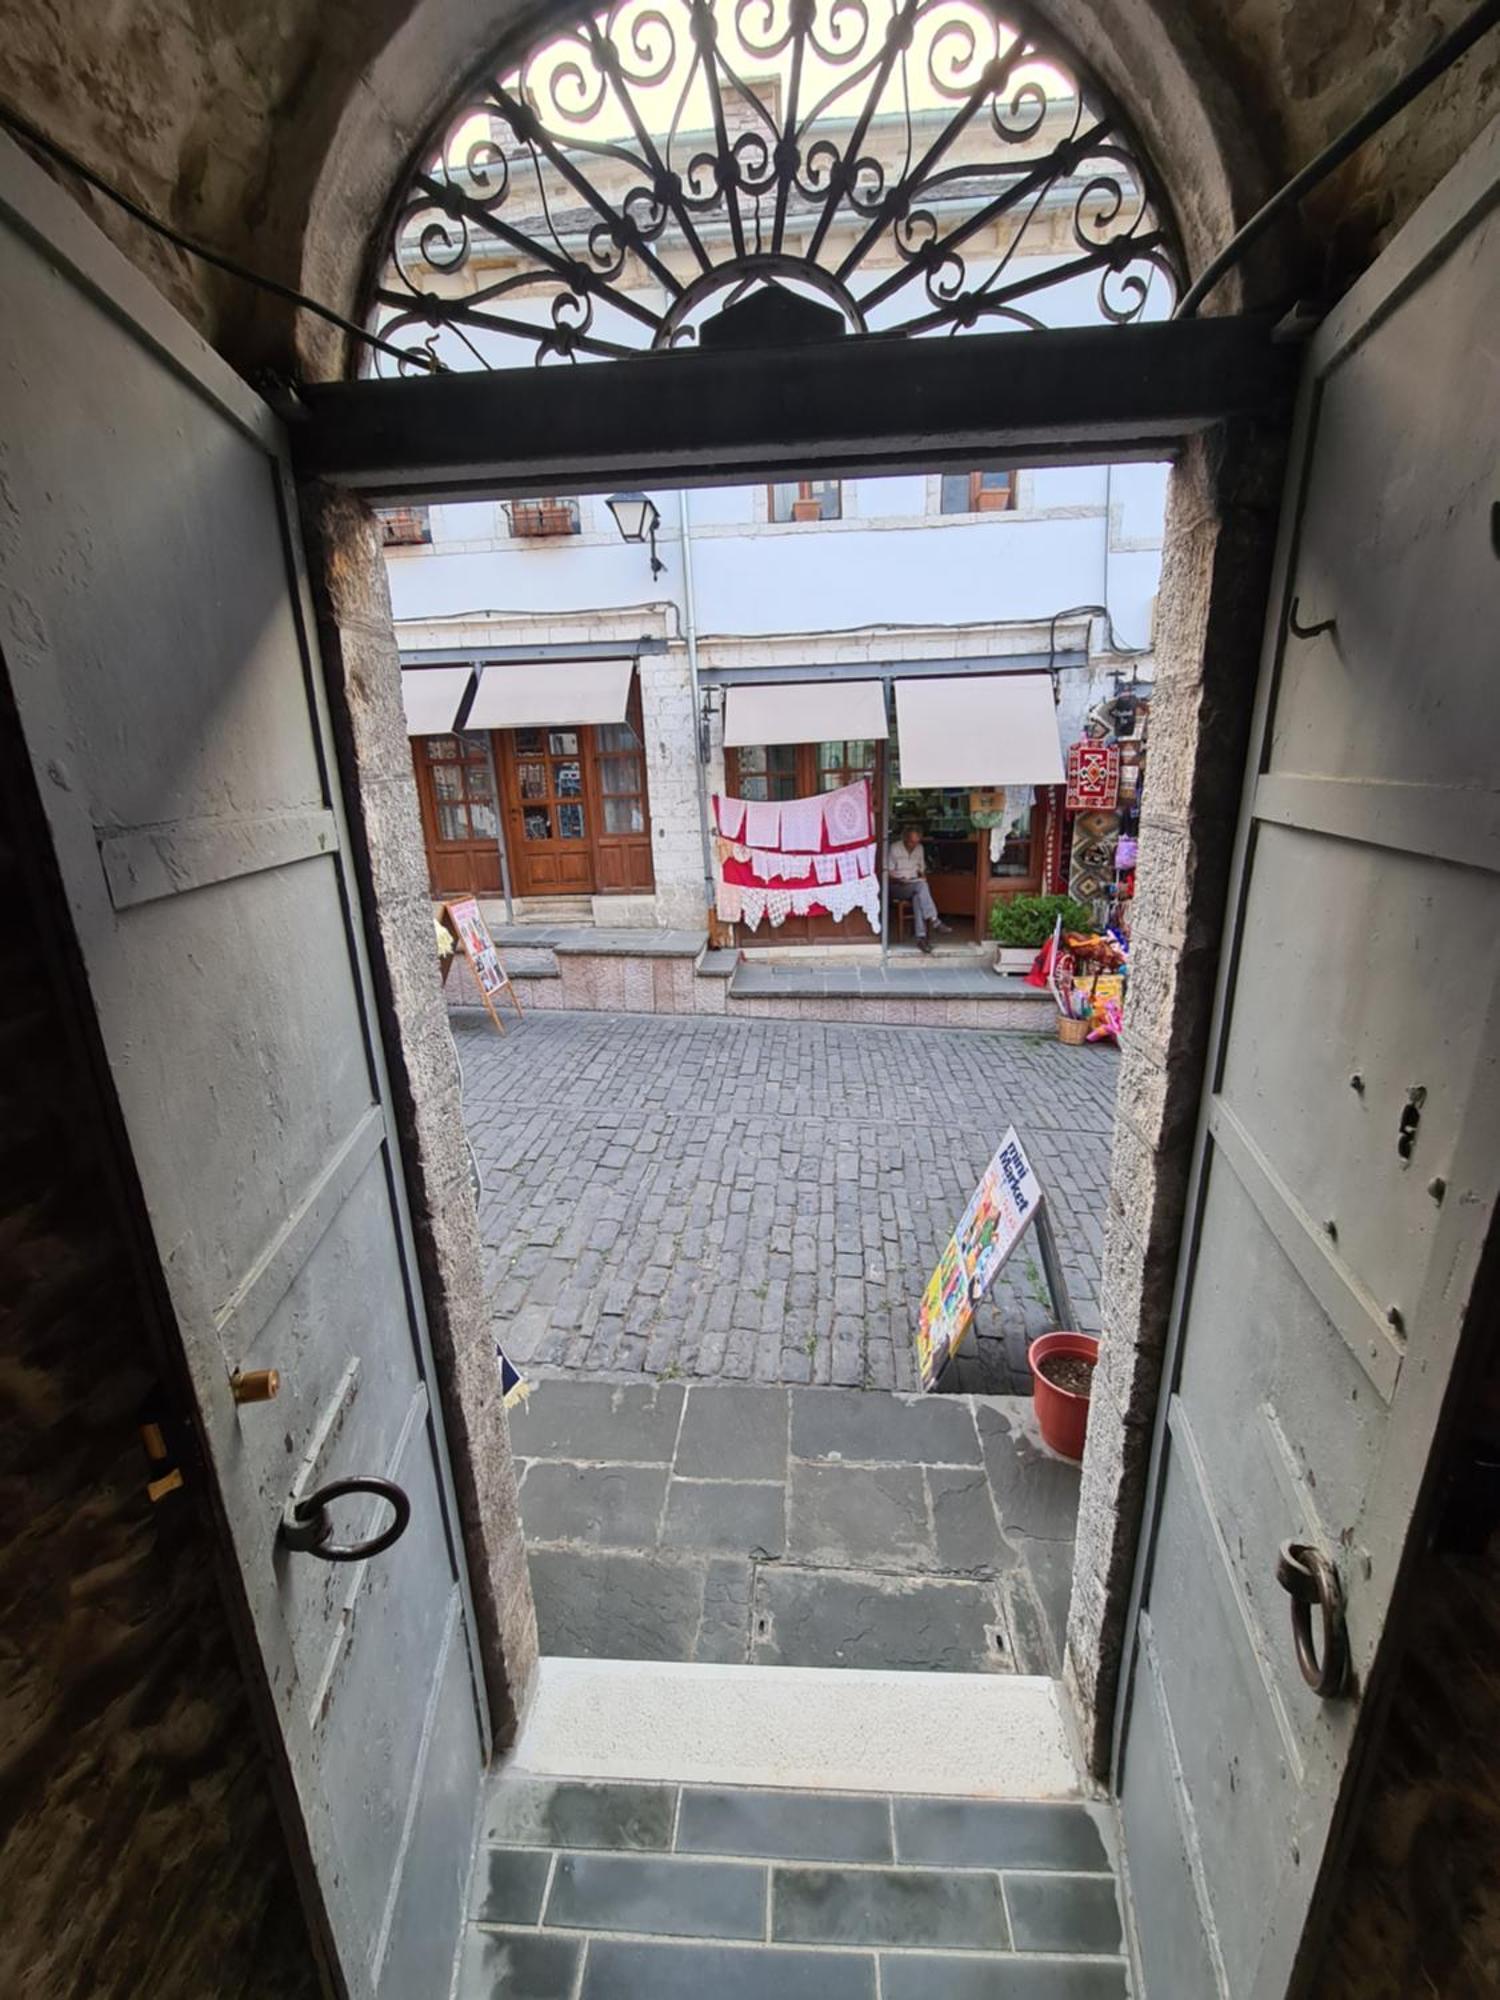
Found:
[459,1009,1117,1393]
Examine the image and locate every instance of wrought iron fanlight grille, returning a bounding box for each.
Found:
[367,0,1182,372]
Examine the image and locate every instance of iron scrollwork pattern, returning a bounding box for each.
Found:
[367,0,1181,370]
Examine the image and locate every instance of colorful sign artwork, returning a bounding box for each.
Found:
[448,896,508,995]
[439,897,524,1034]
[916,1127,1045,1391]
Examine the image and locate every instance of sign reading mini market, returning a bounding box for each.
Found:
[916,1127,1046,1391]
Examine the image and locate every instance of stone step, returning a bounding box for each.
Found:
[496,945,560,979]
[512,895,596,925]
[510,1658,1082,1800]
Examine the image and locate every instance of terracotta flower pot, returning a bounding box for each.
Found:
[1028,1331,1100,1461]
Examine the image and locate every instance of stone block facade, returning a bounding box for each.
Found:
[639,650,711,930]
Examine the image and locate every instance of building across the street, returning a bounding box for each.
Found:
[390,461,1166,946]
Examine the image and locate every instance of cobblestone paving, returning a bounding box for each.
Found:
[459,1009,1117,1392]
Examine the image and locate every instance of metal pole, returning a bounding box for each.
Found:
[478,713,515,925]
[879,677,891,967]
[677,489,716,918]
[1033,1200,1076,1331]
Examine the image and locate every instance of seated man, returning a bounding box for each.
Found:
[886,824,951,953]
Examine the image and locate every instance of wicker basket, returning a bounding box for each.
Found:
[1057,1014,1090,1046]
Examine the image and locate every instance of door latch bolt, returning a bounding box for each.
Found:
[231,1367,280,1405]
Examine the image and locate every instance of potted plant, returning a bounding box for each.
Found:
[1028,1331,1100,1460]
[988,893,1094,973]
[791,495,824,521]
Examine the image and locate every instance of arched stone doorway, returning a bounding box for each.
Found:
[2,3,1498,1996]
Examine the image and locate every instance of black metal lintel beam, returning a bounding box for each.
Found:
[293,315,1298,504]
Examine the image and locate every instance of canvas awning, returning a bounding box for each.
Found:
[464,657,634,730]
[400,665,473,737]
[723,679,888,748]
[893,673,1063,788]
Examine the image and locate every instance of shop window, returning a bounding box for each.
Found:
[729,743,800,799]
[769,479,841,523]
[507,497,581,537]
[422,732,498,842]
[989,798,1034,878]
[939,470,1016,514]
[730,740,882,801]
[816,740,879,792]
[379,504,432,546]
[596,720,648,835]
[512,726,588,840]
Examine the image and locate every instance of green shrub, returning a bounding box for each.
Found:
[988,893,1096,947]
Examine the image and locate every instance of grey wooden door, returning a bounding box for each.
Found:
[0,140,486,1998]
[1114,122,1500,1998]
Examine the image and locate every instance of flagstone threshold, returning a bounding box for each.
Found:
[511,1659,1082,1800]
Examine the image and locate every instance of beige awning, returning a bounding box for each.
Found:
[400,665,473,737]
[724,680,888,748]
[465,657,634,729]
[893,673,1064,788]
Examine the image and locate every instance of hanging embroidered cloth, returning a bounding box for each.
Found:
[1065,741,1120,812]
[822,781,872,847]
[744,798,782,848]
[710,778,878,932]
[779,793,825,852]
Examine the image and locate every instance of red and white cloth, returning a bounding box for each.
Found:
[711,778,878,934]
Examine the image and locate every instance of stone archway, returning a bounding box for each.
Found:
[296,0,1274,381]
[292,0,1290,1788]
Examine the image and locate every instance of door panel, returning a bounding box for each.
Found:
[503,725,597,895]
[1116,127,1500,1997]
[0,138,485,1998]
[412,731,505,898]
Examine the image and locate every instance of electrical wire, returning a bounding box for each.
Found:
[0,98,440,375]
[1176,0,1500,318]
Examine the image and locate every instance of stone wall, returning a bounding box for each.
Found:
[0,2,1494,376]
[1064,420,1288,1776]
[0,696,319,1999]
[303,487,538,1736]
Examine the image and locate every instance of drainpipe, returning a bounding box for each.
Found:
[480,727,516,926]
[677,489,716,919]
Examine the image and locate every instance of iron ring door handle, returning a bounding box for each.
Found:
[1276,1540,1351,1698]
[279,1476,412,1563]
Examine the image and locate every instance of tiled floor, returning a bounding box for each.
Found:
[457,1775,1129,1998]
[460,1008,1115,1390]
[510,1379,1080,1676]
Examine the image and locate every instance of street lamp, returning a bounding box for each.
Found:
[606,490,665,578]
